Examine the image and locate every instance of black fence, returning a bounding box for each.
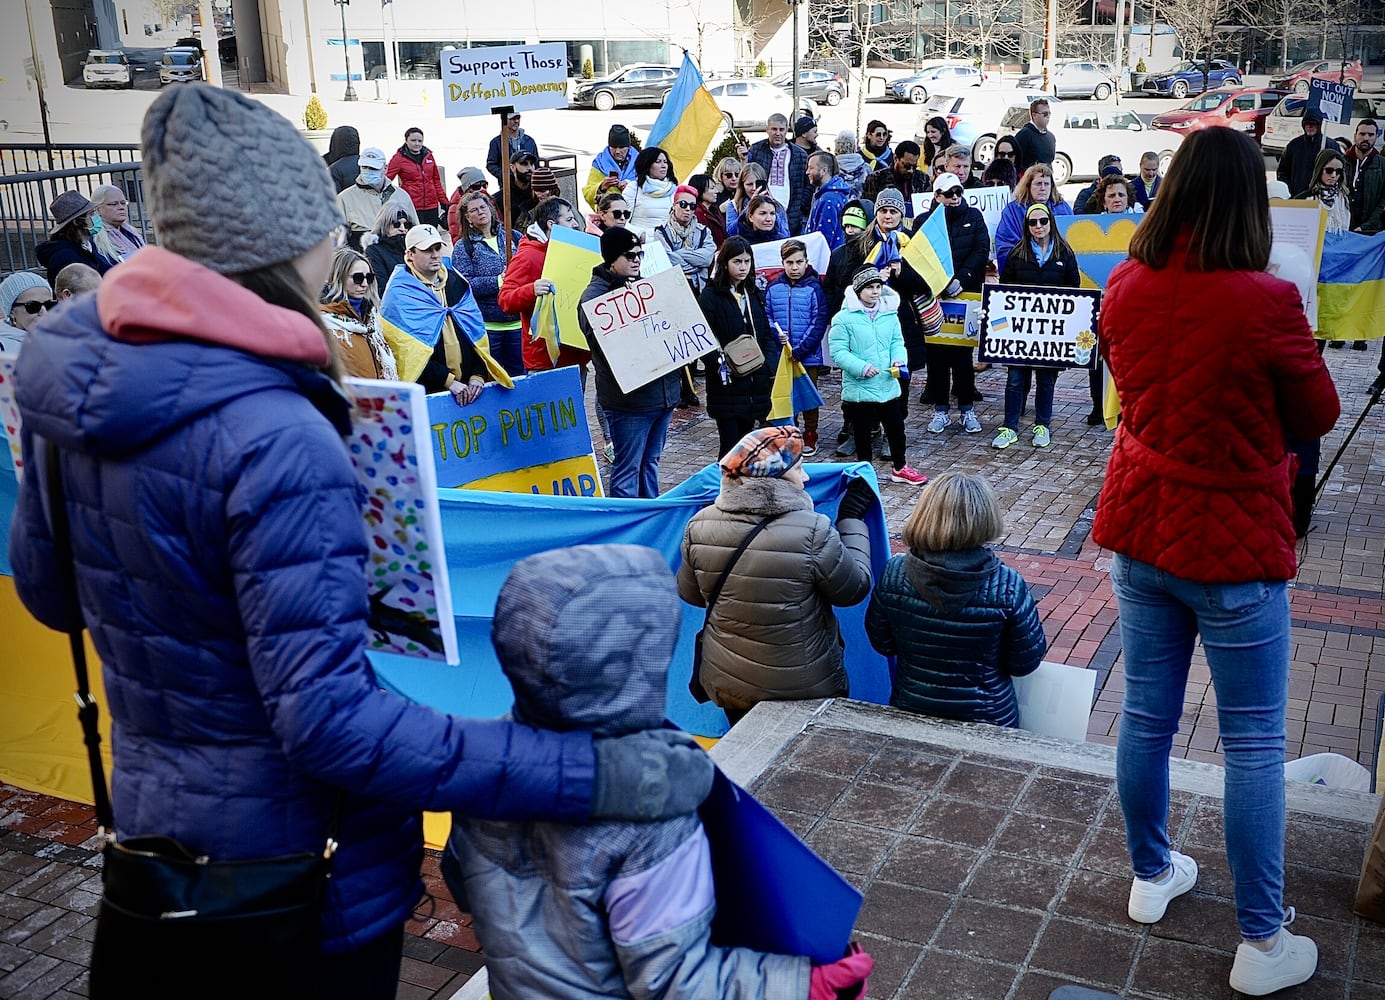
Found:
[1,143,141,176]
[0,161,150,275]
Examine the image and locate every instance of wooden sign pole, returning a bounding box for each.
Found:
[493,104,515,264]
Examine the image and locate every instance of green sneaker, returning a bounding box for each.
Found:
[991,427,1018,450]
[1032,425,1051,449]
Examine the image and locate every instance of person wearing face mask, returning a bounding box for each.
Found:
[34,192,119,285]
[1,271,54,352]
[387,127,448,227]
[339,147,416,251]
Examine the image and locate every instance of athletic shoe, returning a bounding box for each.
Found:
[991,427,1018,450]
[802,430,818,456]
[927,411,951,434]
[1352,340,1367,350]
[1228,913,1318,996]
[1127,850,1198,924]
[835,434,855,456]
[603,442,615,463]
[889,465,928,485]
[961,410,982,433]
[1327,340,1344,349]
[1032,425,1051,449]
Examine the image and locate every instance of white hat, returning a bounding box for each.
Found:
[405,224,445,251]
[358,147,387,170]
[933,172,964,195]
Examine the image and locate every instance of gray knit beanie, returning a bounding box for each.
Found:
[141,84,343,274]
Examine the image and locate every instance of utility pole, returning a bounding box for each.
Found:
[22,0,54,169]
[335,0,357,101]
[1043,0,1058,89]
[791,0,801,118]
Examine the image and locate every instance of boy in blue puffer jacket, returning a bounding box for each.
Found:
[443,544,874,1000]
[866,471,1047,727]
[764,239,828,455]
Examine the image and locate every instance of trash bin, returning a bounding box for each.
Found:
[1283,752,1372,792]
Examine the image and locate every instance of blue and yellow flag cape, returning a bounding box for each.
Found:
[378,261,514,387]
[646,52,725,182]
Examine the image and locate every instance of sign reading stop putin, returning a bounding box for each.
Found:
[580,269,720,394]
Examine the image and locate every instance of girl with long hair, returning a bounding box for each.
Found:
[626,146,679,232]
[921,116,954,168]
[1295,148,1351,234]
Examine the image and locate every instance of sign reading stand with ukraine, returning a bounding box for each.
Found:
[441,42,569,117]
[980,285,1102,369]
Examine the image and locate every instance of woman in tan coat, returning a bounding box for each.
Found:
[319,247,398,380]
[677,426,874,723]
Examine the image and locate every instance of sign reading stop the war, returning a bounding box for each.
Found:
[580,268,719,393]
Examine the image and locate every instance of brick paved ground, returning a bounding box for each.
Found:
[2,344,1382,997]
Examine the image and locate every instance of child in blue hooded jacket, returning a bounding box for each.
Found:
[764,239,828,455]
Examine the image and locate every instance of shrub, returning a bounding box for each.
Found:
[1136,57,1148,73]
[704,133,741,174]
[755,59,768,78]
[303,95,328,131]
[582,57,594,80]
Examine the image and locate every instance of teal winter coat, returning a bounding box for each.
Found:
[828,285,906,404]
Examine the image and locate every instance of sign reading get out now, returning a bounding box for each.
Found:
[442,42,569,117]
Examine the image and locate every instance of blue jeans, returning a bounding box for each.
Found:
[1003,366,1058,431]
[1111,554,1289,941]
[604,407,674,499]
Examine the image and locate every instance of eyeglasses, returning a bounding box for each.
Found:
[348,271,373,284]
[622,250,645,261]
[17,299,57,314]
[608,209,632,219]
[1323,166,1344,176]
[1027,218,1050,228]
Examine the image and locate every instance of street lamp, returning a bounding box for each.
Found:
[335,0,357,101]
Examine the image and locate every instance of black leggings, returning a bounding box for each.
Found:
[844,398,908,470]
[924,343,977,408]
[714,415,758,457]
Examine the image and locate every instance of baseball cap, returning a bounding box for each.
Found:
[933,172,964,195]
[405,224,445,251]
[358,147,387,170]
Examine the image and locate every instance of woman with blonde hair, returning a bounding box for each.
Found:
[994,162,1072,273]
[866,471,1046,727]
[714,157,742,208]
[319,247,397,380]
[723,162,787,239]
[451,189,524,377]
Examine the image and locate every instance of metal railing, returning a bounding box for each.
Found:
[1,144,142,176]
[0,162,150,275]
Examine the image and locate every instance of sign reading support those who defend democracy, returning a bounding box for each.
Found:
[979,284,1102,368]
[580,267,719,393]
[442,42,569,118]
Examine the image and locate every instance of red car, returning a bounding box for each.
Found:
[1268,58,1364,96]
[1150,87,1289,142]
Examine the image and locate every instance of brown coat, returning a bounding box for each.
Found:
[677,476,872,712]
[321,300,391,381]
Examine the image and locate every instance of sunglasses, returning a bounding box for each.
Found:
[608,209,632,219]
[940,189,963,198]
[1027,218,1050,228]
[17,299,57,314]
[995,150,1016,159]
[1323,166,1344,176]
[622,250,645,261]
[390,218,410,228]
[675,200,697,210]
[348,271,373,284]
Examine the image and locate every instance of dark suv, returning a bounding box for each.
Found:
[571,64,680,111]
[771,69,848,106]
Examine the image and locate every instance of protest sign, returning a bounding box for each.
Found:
[442,42,569,117]
[750,231,831,285]
[1012,661,1098,743]
[1269,198,1328,329]
[979,284,1102,368]
[580,267,718,393]
[1057,214,1139,288]
[540,227,674,353]
[1308,78,1353,124]
[928,293,982,347]
[343,378,458,665]
[424,366,602,496]
[964,186,1010,253]
[0,358,22,481]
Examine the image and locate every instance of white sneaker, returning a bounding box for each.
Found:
[1127,851,1198,923]
[1229,916,1318,996]
[961,410,982,433]
[927,411,951,434]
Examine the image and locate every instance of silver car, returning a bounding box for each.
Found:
[159,47,203,85]
[1017,61,1119,100]
[891,64,984,104]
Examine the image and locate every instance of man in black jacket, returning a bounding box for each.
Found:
[1015,99,1057,172]
[1277,111,1326,198]
[578,227,682,499]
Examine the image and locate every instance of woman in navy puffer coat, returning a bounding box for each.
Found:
[866,472,1047,727]
[7,84,710,994]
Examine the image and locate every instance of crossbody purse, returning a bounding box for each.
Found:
[688,513,780,704]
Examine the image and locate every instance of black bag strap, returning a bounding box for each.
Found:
[43,440,343,855]
[703,513,779,624]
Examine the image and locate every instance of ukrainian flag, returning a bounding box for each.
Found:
[901,207,954,296]
[1317,231,1385,342]
[378,262,514,388]
[646,52,724,182]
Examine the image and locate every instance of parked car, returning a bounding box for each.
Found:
[1017,61,1119,100]
[159,46,204,85]
[999,103,1181,185]
[570,63,679,111]
[1141,60,1242,98]
[705,79,817,131]
[915,88,1057,163]
[890,63,984,104]
[1268,59,1363,96]
[770,69,847,106]
[1150,87,1289,142]
[83,50,133,89]
[1260,93,1385,156]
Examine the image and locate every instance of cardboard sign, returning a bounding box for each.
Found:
[442,42,568,117]
[343,378,458,665]
[541,226,675,352]
[1012,660,1098,743]
[928,293,983,347]
[1057,213,1139,289]
[1308,77,1354,124]
[425,366,602,496]
[580,267,718,393]
[979,284,1102,368]
[0,358,22,481]
[1269,198,1328,330]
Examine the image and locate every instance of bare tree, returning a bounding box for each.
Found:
[951,0,1025,71]
[808,0,916,132]
[1153,0,1248,90]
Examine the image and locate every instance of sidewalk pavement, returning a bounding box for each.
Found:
[2,343,1383,997]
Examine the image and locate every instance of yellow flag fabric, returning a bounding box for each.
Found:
[646,53,725,183]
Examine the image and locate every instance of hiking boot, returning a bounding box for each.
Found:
[889,465,928,485]
[1229,914,1318,996]
[927,411,951,434]
[991,427,1018,450]
[802,430,818,456]
[961,410,982,433]
[1032,425,1051,449]
[1127,851,1198,924]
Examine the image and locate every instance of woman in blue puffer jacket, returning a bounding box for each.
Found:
[451,189,524,378]
[866,471,1047,727]
[7,84,710,997]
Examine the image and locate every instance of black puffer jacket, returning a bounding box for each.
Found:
[999,242,1080,288]
[698,282,779,424]
[580,265,682,413]
[364,233,407,288]
[942,202,990,293]
[866,548,1046,727]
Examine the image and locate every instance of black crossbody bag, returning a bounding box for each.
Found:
[688,513,779,704]
[44,442,340,997]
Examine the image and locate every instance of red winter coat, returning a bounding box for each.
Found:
[1092,239,1339,583]
[499,233,591,373]
[387,146,446,214]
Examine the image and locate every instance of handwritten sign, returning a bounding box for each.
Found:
[580,267,718,393]
[442,42,568,117]
[1308,77,1353,124]
[928,292,982,347]
[979,284,1102,368]
[963,186,1009,254]
[343,378,458,665]
[425,366,600,496]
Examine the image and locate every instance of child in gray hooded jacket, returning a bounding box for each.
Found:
[443,544,873,999]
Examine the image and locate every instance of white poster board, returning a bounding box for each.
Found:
[1269,198,1327,330]
[0,357,22,481]
[964,186,1010,253]
[1013,660,1098,743]
[442,42,568,118]
[580,268,719,393]
[979,285,1102,368]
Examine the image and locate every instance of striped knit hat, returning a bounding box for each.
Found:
[719,426,804,479]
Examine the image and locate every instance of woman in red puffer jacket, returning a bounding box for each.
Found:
[1092,127,1338,998]
[386,126,447,226]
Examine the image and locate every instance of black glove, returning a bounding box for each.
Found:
[590,729,715,821]
[836,478,877,522]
